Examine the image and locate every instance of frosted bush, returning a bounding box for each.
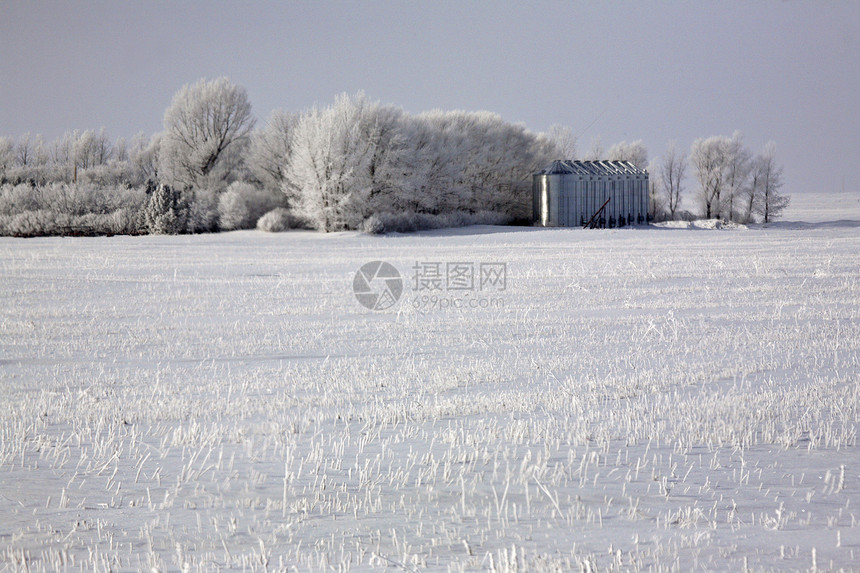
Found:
[64,209,144,236]
[361,214,386,235]
[369,212,418,233]
[186,188,220,233]
[103,208,143,234]
[77,160,136,188]
[361,210,512,234]
[143,184,188,235]
[256,207,301,232]
[217,185,250,230]
[218,182,284,231]
[0,183,40,215]
[286,96,555,231]
[0,209,65,237]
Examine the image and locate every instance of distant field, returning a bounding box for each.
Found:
[782,190,860,223]
[1,212,858,570]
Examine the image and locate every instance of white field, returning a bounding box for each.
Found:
[1,194,859,572]
[782,191,860,224]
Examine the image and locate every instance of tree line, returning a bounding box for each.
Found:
[0,77,788,236]
[570,133,788,225]
[650,132,788,224]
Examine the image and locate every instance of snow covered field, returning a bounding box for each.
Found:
[781,191,860,225]
[1,196,859,571]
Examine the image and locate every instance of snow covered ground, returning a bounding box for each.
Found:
[782,190,860,224]
[1,194,858,571]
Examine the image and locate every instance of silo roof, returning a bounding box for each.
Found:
[539,160,578,174]
[535,160,647,176]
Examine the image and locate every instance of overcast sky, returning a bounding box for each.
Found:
[2,0,858,196]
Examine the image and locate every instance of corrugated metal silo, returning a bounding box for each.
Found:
[532,160,649,228]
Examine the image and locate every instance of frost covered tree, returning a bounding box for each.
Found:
[185,188,221,233]
[247,109,298,195]
[584,136,604,161]
[463,114,517,206]
[723,131,752,222]
[49,132,75,182]
[129,132,161,187]
[37,130,114,183]
[544,124,577,159]
[744,157,763,222]
[690,136,728,219]
[143,183,188,234]
[113,137,128,163]
[286,96,556,230]
[286,92,405,231]
[659,140,687,220]
[158,77,255,190]
[752,142,788,223]
[15,134,32,169]
[690,133,764,221]
[397,112,468,214]
[607,140,648,170]
[73,128,112,170]
[14,134,49,185]
[401,110,554,220]
[452,111,545,217]
[0,137,14,182]
[647,159,665,221]
[218,181,284,230]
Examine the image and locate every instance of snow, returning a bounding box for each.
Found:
[782,190,860,224]
[653,219,749,230]
[1,197,858,571]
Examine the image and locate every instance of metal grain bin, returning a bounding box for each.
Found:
[533,160,649,228]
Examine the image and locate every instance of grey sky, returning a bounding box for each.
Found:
[2,0,858,197]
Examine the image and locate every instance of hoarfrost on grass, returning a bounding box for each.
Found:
[0,221,858,571]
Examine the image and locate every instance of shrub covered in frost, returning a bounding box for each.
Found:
[256,207,304,232]
[361,210,512,234]
[143,184,188,235]
[218,182,285,231]
[0,210,63,237]
[0,182,148,236]
[186,188,220,233]
[0,183,40,215]
[361,215,386,235]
